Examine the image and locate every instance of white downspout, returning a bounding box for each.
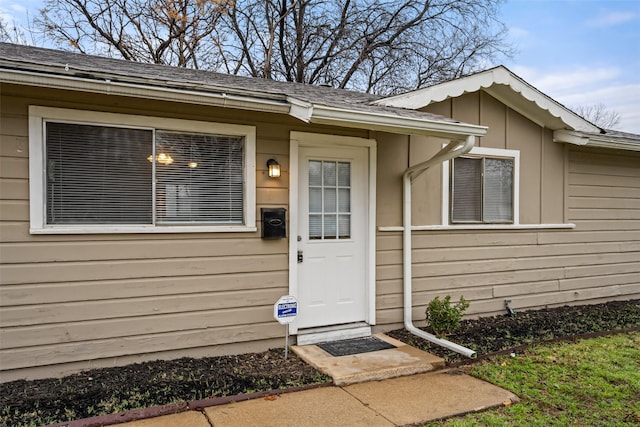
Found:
[403,136,477,358]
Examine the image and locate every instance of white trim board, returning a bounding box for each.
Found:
[288,131,377,334]
[29,106,257,234]
[441,146,520,226]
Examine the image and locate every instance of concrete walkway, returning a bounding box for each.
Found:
[119,369,519,427]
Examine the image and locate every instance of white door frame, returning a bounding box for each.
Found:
[289,131,377,334]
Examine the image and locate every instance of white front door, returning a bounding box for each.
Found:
[295,144,369,329]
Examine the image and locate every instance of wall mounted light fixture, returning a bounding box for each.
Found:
[267,158,281,178]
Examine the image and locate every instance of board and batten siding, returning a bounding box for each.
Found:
[373,94,640,331]
[0,83,305,381]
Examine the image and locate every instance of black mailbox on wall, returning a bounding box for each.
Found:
[261,208,287,239]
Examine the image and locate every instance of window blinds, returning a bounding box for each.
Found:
[451,157,482,222]
[46,122,153,224]
[45,122,244,226]
[155,131,244,224]
[451,156,513,223]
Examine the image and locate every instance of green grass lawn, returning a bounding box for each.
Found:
[429,332,640,426]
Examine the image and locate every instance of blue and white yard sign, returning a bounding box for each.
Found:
[274,295,298,325]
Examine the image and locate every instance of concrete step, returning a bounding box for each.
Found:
[292,333,445,386]
[295,322,371,346]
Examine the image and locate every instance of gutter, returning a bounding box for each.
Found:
[285,97,487,139]
[403,136,477,358]
[554,129,640,152]
[2,64,488,141]
[0,68,291,114]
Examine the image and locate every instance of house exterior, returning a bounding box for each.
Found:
[1,43,638,381]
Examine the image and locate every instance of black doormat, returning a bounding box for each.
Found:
[317,336,396,357]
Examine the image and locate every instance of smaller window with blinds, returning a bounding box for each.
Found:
[450,150,518,224]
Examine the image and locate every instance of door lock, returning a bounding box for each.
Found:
[297,250,303,263]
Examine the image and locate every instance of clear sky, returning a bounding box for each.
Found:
[2,0,639,133]
[499,0,640,133]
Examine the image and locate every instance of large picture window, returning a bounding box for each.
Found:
[30,107,256,233]
[445,147,519,225]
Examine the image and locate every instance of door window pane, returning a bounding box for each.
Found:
[324,188,337,212]
[323,161,336,186]
[338,188,350,212]
[308,160,351,239]
[309,161,322,186]
[324,215,337,239]
[309,215,322,239]
[338,162,350,186]
[339,215,350,238]
[309,188,322,213]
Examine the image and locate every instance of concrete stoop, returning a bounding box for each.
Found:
[291,333,445,386]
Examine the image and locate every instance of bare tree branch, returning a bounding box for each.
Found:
[32,0,512,93]
[573,103,622,130]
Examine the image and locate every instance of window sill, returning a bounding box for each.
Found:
[30,225,258,235]
[378,223,576,232]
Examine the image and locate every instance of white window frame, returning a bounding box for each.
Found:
[29,106,256,234]
[442,146,520,226]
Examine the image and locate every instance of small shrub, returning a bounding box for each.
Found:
[425,295,470,337]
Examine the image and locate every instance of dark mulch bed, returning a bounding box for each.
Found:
[2,299,639,426]
[387,299,640,365]
[1,349,330,426]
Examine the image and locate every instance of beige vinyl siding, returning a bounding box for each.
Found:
[0,84,288,381]
[0,83,365,381]
[375,226,639,329]
[373,93,640,332]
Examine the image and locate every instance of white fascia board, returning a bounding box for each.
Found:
[374,68,507,109]
[306,104,487,140]
[0,68,291,114]
[587,137,640,151]
[554,129,590,146]
[554,129,640,151]
[498,75,599,133]
[375,66,600,134]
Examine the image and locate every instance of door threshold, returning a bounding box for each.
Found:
[296,322,371,346]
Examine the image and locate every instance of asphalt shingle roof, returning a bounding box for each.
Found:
[0,42,466,125]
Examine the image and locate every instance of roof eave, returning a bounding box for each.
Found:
[0,67,291,114]
[375,66,601,134]
[2,65,487,141]
[554,129,640,151]
[306,104,487,140]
